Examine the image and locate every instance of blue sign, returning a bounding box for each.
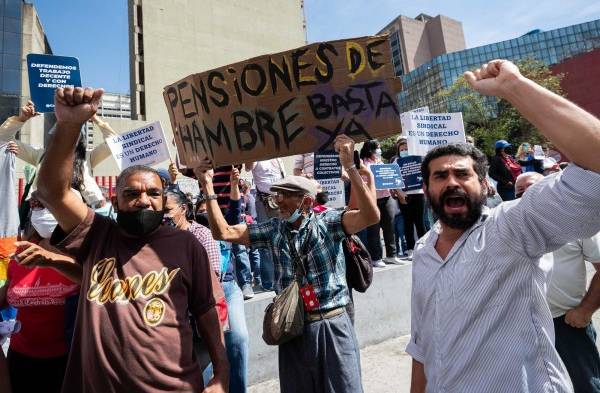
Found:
[395,156,423,191]
[314,150,341,180]
[370,163,405,190]
[27,54,81,112]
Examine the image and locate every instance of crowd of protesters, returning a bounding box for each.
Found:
[0,58,598,393]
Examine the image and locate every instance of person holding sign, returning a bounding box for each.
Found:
[408,59,600,393]
[34,87,229,393]
[195,134,380,393]
[516,142,543,174]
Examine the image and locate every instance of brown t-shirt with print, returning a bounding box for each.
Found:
[52,209,218,393]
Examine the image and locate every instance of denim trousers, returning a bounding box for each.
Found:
[255,197,276,290]
[203,280,249,393]
[233,243,261,287]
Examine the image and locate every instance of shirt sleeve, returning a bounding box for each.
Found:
[50,208,102,264]
[0,117,22,143]
[192,224,221,275]
[582,232,600,263]
[293,155,304,171]
[323,209,347,242]
[405,263,425,363]
[14,140,44,166]
[248,219,277,249]
[188,239,219,318]
[89,142,112,169]
[79,162,104,206]
[493,164,600,259]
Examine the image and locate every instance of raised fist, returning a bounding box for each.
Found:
[464,60,522,98]
[54,87,104,125]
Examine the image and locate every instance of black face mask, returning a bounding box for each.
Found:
[116,209,165,237]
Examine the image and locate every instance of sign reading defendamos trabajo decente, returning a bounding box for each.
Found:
[163,35,403,167]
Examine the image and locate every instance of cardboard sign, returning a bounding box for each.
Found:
[370,163,405,190]
[27,54,82,112]
[405,113,465,156]
[395,156,423,191]
[319,178,345,209]
[106,122,171,170]
[163,35,402,167]
[314,150,341,180]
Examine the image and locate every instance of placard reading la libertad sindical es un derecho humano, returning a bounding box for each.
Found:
[163,35,403,167]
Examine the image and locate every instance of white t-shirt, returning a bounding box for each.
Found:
[293,153,314,177]
[546,232,600,318]
[251,159,285,194]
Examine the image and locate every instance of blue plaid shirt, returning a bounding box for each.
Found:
[248,210,349,311]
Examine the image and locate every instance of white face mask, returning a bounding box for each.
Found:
[30,208,58,239]
[375,148,382,157]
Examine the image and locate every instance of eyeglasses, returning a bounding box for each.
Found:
[267,191,305,207]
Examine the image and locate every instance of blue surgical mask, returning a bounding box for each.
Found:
[286,208,303,223]
[399,150,409,158]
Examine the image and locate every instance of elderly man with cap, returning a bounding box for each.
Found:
[194,134,379,393]
[489,139,521,201]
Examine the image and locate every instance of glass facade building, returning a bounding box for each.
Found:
[0,0,23,120]
[398,19,600,113]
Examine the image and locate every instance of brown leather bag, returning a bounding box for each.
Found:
[343,235,373,293]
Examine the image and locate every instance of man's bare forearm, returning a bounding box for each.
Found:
[410,359,426,393]
[196,308,229,379]
[503,76,600,172]
[578,271,600,315]
[347,167,378,223]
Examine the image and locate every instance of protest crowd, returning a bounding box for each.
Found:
[0,32,600,393]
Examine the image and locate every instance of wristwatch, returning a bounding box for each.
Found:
[206,194,218,201]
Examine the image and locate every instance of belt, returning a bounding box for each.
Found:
[305,307,345,322]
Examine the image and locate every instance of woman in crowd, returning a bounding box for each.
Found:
[0,194,81,393]
[489,139,521,201]
[516,142,543,173]
[163,184,249,393]
[359,140,404,267]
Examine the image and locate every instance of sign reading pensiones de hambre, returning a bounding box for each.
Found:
[106,122,171,170]
[405,113,466,156]
[163,35,403,167]
[27,54,82,112]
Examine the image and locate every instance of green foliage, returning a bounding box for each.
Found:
[437,58,565,156]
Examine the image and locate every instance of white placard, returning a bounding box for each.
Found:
[533,145,545,160]
[405,113,465,156]
[176,176,200,196]
[318,179,345,209]
[106,121,171,170]
[400,106,430,135]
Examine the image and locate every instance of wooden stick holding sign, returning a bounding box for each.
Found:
[163,35,403,167]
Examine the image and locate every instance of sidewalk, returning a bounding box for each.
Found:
[248,335,412,393]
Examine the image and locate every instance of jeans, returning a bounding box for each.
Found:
[394,213,408,256]
[233,244,261,287]
[366,196,396,260]
[255,196,277,290]
[398,194,426,252]
[554,316,600,393]
[7,349,67,393]
[203,280,249,393]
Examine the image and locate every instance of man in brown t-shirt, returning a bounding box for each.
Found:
[34,87,229,393]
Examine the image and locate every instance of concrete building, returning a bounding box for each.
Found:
[378,13,466,77]
[128,0,307,173]
[0,0,54,178]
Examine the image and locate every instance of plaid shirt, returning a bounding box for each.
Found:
[248,210,349,311]
[188,221,221,275]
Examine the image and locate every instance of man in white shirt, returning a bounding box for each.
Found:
[517,171,600,393]
[244,159,286,291]
[408,59,600,393]
[293,153,314,178]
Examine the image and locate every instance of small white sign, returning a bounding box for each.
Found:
[533,145,545,160]
[405,113,466,156]
[107,122,171,170]
[176,176,200,196]
[318,178,345,209]
[400,106,430,135]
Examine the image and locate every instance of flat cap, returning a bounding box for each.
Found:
[270,176,318,198]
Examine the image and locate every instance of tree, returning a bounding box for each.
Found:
[437,58,565,156]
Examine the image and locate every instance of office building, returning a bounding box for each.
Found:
[398,19,600,113]
[378,13,466,77]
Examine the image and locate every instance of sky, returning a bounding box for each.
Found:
[31,0,600,95]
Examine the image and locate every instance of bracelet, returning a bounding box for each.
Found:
[344,164,357,171]
[206,194,218,201]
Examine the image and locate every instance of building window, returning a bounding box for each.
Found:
[138,61,145,85]
[139,91,146,117]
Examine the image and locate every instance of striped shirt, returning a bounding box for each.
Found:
[248,210,349,311]
[188,221,221,275]
[407,164,600,393]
